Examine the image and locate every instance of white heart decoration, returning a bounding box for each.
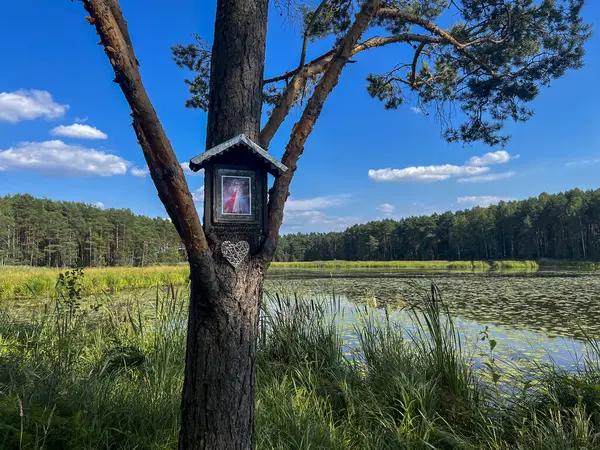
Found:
[221,240,250,268]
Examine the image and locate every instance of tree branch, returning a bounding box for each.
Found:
[298,0,329,72]
[259,32,441,148]
[261,0,381,258]
[410,42,427,86]
[80,0,209,257]
[378,7,500,77]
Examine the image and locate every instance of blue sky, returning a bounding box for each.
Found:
[0,1,599,234]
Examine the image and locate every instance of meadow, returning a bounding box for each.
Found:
[0,274,599,449]
[0,266,189,300]
[0,261,541,300]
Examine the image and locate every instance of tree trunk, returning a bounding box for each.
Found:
[180,258,268,450]
[206,0,268,147]
[179,0,269,448]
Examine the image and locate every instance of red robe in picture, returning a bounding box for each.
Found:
[223,180,241,214]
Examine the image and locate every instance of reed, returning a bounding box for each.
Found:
[0,265,189,300]
[490,260,540,270]
[0,260,541,300]
[1,273,598,448]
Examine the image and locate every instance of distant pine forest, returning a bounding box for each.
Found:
[1,188,599,267]
[274,188,600,263]
[0,195,183,267]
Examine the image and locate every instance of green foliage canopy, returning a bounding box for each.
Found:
[172,0,591,146]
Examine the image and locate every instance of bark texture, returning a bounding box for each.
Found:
[81,1,379,448]
[180,255,268,450]
[81,1,269,448]
[80,0,208,256]
[206,0,269,147]
[264,0,381,256]
[180,0,270,449]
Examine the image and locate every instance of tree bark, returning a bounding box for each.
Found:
[180,1,270,449]
[80,1,270,447]
[180,257,268,450]
[206,0,268,146]
[81,1,384,448]
[264,0,381,256]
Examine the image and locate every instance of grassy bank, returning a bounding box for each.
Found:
[0,260,543,300]
[0,277,598,449]
[270,260,539,271]
[0,266,189,300]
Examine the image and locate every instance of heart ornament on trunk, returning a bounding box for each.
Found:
[221,240,250,268]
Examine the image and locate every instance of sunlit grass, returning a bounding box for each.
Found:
[1,260,540,300]
[0,274,598,449]
[0,266,189,300]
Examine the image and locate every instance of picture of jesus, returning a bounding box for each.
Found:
[222,176,251,215]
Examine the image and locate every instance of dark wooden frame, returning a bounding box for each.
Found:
[204,164,268,235]
[215,167,257,223]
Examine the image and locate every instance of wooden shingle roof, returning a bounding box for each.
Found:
[189,134,287,177]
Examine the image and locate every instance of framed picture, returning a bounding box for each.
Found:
[213,167,259,224]
[222,175,251,215]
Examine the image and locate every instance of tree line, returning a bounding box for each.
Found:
[274,188,600,263]
[0,194,185,267]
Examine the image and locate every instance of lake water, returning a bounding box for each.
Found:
[4,268,599,375]
[266,269,600,373]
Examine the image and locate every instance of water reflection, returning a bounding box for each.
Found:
[265,269,600,372]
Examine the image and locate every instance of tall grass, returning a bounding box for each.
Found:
[490,260,539,270]
[0,266,189,300]
[0,274,598,448]
[1,260,540,301]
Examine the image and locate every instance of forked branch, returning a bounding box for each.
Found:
[262,0,381,257]
[378,7,500,76]
[80,0,209,256]
[260,32,441,148]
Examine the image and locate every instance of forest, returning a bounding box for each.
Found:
[0,194,184,267]
[274,188,600,262]
[2,188,599,267]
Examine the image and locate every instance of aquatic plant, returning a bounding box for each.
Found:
[0,273,599,448]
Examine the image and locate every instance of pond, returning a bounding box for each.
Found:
[3,267,599,375]
[266,268,600,373]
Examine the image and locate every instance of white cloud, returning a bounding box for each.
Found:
[130,164,202,177]
[192,186,205,203]
[410,106,424,114]
[370,149,520,184]
[565,159,600,167]
[456,171,515,183]
[0,90,68,123]
[131,166,148,177]
[282,210,360,233]
[74,116,88,123]
[0,140,130,177]
[457,196,515,207]
[377,203,395,215]
[285,194,349,211]
[368,165,489,182]
[51,123,108,140]
[279,194,355,232]
[181,162,200,175]
[466,150,519,166]
[94,202,105,209]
